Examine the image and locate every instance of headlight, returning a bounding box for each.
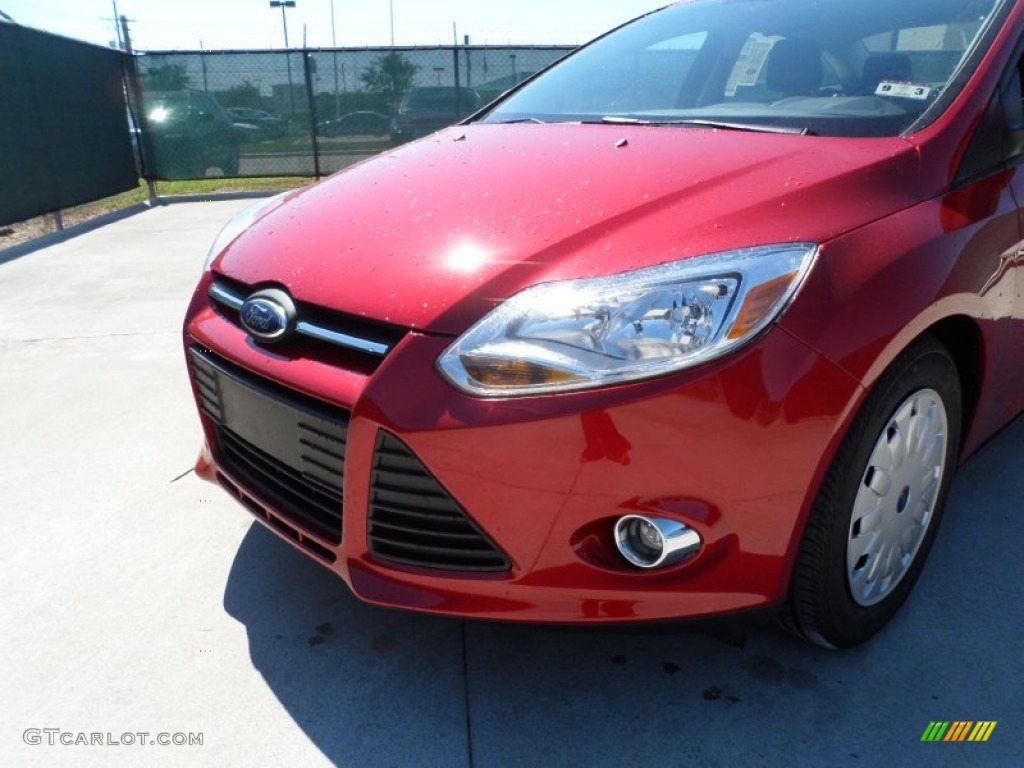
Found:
[203,191,291,271]
[438,243,817,396]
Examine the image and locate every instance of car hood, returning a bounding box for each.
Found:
[217,123,921,335]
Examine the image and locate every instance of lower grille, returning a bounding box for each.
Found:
[189,348,348,544]
[369,432,511,572]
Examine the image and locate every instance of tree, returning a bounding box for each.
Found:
[360,52,417,114]
[220,80,262,109]
[141,64,191,91]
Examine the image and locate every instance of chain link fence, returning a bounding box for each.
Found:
[131,46,574,181]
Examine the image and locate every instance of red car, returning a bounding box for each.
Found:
[185,0,1023,647]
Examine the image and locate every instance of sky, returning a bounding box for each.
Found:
[1,0,668,51]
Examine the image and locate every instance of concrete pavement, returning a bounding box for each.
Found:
[1,200,1020,767]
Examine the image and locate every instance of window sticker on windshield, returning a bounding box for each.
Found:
[875,81,932,100]
[726,34,780,96]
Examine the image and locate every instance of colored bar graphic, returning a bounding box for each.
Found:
[921,721,996,742]
[945,722,972,741]
[921,722,950,742]
[969,722,997,742]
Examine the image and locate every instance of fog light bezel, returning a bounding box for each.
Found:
[614,514,702,569]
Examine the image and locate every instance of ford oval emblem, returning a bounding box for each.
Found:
[239,288,296,343]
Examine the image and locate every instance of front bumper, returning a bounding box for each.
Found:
[185,272,862,623]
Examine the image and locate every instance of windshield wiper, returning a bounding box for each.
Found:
[599,115,816,136]
[492,117,548,124]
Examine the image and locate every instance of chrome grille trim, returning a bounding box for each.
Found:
[209,280,392,356]
[209,281,244,310]
[295,320,390,356]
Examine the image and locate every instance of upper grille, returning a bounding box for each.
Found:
[209,274,407,368]
[189,347,348,544]
[369,432,511,572]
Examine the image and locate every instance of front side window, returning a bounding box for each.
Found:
[483,0,1008,137]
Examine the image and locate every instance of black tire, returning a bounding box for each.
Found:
[221,143,240,176]
[781,336,962,648]
[180,144,207,179]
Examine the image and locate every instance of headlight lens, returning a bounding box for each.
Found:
[203,191,291,271]
[438,243,817,396]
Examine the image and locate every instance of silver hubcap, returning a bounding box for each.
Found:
[847,389,948,607]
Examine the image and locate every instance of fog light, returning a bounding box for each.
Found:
[614,515,702,569]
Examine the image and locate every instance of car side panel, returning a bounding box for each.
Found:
[779,170,1023,458]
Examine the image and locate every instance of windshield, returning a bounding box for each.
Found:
[483,0,1006,137]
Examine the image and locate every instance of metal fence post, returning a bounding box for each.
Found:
[303,51,322,178]
[453,47,462,122]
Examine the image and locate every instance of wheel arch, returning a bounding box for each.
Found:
[779,314,984,602]
[780,331,967,645]
[827,308,986,463]
[922,315,983,456]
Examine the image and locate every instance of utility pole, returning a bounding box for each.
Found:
[115,11,152,201]
[111,0,123,49]
[120,14,133,54]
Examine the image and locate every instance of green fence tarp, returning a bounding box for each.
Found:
[0,25,137,227]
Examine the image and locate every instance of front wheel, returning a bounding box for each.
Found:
[782,337,962,648]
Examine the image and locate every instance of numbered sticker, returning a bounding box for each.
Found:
[875,81,932,100]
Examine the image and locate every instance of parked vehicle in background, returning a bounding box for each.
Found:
[318,111,391,138]
[225,108,286,140]
[231,121,263,144]
[185,0,1024,648]
[390,87,483,143]
[141,90,239,178]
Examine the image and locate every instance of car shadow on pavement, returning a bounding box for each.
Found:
[223,417,1022,768]
[221,527,472,766]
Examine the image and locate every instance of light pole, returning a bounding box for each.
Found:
[389,0,395,46]
[269,0,296,116]
[269,0,295,46]
[266,0,294,46]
